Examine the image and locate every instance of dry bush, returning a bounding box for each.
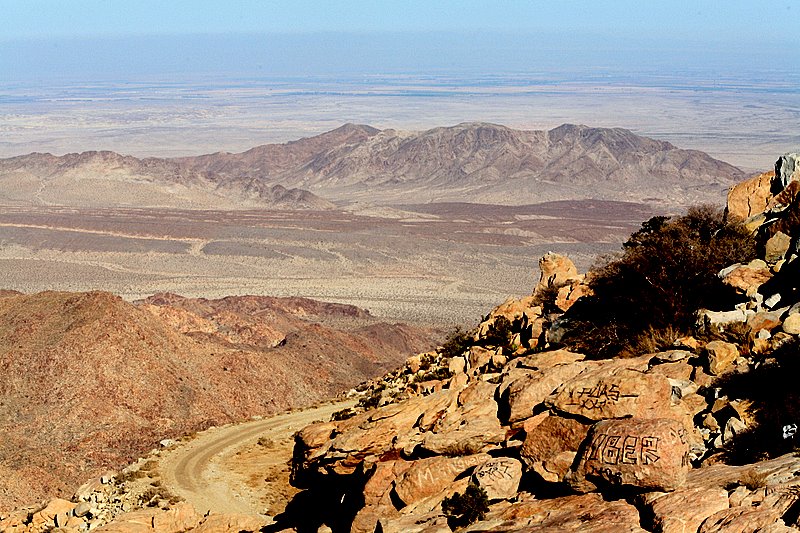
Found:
[622,325,684,357]
[442,483,489,529]
[740,469,768,490]
[561,206,756,358]
[440,327,473,359]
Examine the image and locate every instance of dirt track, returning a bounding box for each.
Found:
[158,401,353,517]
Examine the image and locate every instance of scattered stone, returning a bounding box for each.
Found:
[647,486,730,533]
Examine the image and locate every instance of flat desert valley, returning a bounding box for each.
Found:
[0,201,650,325]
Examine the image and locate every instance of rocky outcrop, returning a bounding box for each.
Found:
[281,153,800,532]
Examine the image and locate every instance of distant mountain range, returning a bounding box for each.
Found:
[0,123,745,209]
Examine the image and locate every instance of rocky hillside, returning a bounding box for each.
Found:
[280,153,800,532]
[0,150,333,210]
[0,123,744,210]
[179,122,745,205]
[0,290,437,511]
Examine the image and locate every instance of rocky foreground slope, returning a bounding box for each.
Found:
[278,153,800,532]
[0,291,437,512]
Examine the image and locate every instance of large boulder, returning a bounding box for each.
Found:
[775,153,800,189]
[535,252,581,294]
[646,487,730,533]
[569,418,690,493]
[471,457,523,501]
[520,413,591,482]
[546,361,674,422]
[726,171,775,221]
[504,359,589,424]
[461,493,647,532]
[392,454,491,506]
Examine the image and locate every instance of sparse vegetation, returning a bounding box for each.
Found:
[561,206,757,358]
[330,408,356,421]
[442,483,490,529]
[480,316,513,349]
[357,386,385,410]
[440,327,473,359]
[740,469,768,490]
[413,367,454,383]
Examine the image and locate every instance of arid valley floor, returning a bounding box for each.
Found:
[0,200,651,325]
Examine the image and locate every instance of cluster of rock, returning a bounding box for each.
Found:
[0,452,265,533]
[290,154,800,532]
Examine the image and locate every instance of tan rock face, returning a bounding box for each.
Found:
[520,414,590,482]
[765,231,792,263]
[504,361,589,423]
[569,418,690,493]
[547,364,673,422]
[536,252,580,293]
[647,487,730,533]
[705,340,739,376]
[719,260,773,296]
[393,454,491,506]
[725,171,775,221]
[471,457,523,500]
[463,493,647,532]
[783,313,800,335]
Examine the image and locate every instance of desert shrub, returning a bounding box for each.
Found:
[716,337,800,463]
[560,205,756,358]
[740,469,768,490]
[413,367,453,383]
[625,325,683,355]
[330,408,356,421]
[357,387,384,410]
[440,327,473,359]
[699,322,754,356]
[442,483,490,529]
[532,281,566,315]
[481,316,513,348]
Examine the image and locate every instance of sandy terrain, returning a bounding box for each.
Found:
[0,201,650,326]
[157,401,353,517]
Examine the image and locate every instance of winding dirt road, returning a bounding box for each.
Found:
[158,401,353,517]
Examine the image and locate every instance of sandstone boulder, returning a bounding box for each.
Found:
[547,364,673,422]
[719,260,772,296]
[192,513,268,532]
[569,418,690,493]
[471,457,523,501]
[393,454,490,506]
[504,360,589,424]
[765,231,792,263]
[535,252,581,294]
[461,493,647,532]
[646,487,730,533]
[726,171,775,221]
[705,340,739,376]
[783,312,800,335]
[520,413,591,483]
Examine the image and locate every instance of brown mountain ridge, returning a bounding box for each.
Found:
[0,123,744,210]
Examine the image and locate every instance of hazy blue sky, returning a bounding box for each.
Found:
[1,0,796,39]
[1,0,797,80]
